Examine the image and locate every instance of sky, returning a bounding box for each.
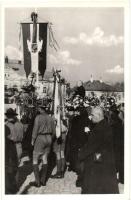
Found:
[5,7,124,86]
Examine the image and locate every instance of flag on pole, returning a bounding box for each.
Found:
[54,74,61,138]
[21,22,48,78]
[61,83,66,119]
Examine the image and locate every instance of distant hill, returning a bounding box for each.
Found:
[5,60,124,92]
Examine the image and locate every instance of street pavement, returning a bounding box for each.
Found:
[17,161,81,194]
[17,157,124,194]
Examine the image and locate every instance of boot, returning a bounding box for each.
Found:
[50,159,62,178]
[40,164,48,186]
[30,164,41,187]
[76,161,84,187]
[61,158,66,178]
[76,175,82,187]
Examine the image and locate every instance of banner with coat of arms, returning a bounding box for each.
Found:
[21,22,48,78]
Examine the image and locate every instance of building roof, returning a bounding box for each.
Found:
[5,61,54,81]
[84,80,124,92]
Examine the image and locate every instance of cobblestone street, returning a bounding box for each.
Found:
[18,169,81,194]
[17,158,81,194]
[17,157,123,195]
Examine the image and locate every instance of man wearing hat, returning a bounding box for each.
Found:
[73,80,85,99]
[31,103,56,187]
[5,120,18,194]
[5,108,24,165]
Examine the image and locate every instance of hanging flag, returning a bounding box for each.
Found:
[61,83,66,119]
[21,22,48,78]
[39,23,48,77]
[53,72,61,138]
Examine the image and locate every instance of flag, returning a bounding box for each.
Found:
[54,75,61,138]
[21,23,48,78]
[61,83,66,119]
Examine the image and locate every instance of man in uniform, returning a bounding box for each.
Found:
[31,104,56,187]
[51,118,68,178]
[5,108,24,165]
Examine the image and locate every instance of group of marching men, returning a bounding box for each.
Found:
[5,81,124,194]
[5,104,68,193]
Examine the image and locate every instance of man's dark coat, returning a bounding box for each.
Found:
[74,85,85,99]
[67,112,89,172]
[111,116,124,184]
[78,119,119,194]
[5,125,18,194]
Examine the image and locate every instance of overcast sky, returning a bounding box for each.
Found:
[5,7,124,85]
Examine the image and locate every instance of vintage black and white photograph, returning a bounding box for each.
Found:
[4,6,125,195]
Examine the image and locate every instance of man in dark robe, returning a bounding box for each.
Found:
[67,108,92,187]
[78,106,119,194]
[110,108,124,184]
[73,80,85,99]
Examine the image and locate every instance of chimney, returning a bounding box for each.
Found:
[5,56,9,64]
[100,77,103,83]
[90,74,93,83]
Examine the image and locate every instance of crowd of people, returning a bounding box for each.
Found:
[5,81,124,194]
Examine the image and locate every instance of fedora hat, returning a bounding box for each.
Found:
[38,104,48,110]
[21,87,30,93]
[5,108,18,116]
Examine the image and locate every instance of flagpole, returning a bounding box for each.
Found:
[53,70,62,138]
[36,70,39,90]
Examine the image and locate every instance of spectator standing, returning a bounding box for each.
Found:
[78,106,119,194]
[5,108,24,165]
[5,112,19,194]
[73,80,85,99]
[67,108,90,187]
[110,105,124,184]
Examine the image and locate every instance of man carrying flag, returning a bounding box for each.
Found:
[51,71,68,178]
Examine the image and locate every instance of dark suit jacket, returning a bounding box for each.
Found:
[78,119,119,194]
[74,86,85,99]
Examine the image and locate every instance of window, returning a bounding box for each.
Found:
[43,87,47,93]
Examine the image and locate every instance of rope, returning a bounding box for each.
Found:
[49,25,60,49]
[18,24,22,51]
[18,14,60,53]
[48,24,60,51]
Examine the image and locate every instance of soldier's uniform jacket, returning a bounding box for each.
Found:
[6,120,24,142]
[32,112,56,143]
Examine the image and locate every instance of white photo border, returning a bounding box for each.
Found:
[0,1,130,200]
